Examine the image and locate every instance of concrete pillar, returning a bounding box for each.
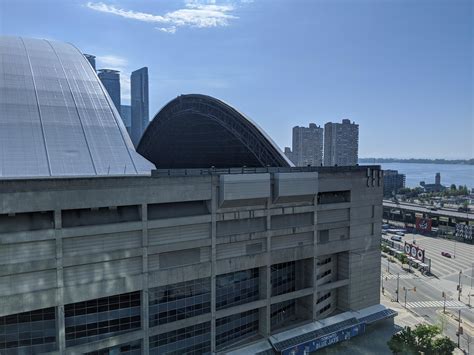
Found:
[54,210,65,354]
[210,176,218,354]
[312,196,318,321]
[264,195,272,336]
[141,203,149,353]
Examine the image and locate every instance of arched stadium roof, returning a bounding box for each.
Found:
[0,36,154,178]
[137,94,292,169]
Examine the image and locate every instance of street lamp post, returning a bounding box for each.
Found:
[457,310,462,349]
[403,286,416,308]
[458,270,463,302]
[396,273,400,302]
[381,272,384,295]
[442,291,446,313]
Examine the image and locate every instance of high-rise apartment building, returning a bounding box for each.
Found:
[383,170,406,197]
[83,54,96,71]
[98,69,121,112]
[324,119,359,166]
[284,147,295,164]
[131,67,149,146]
[289,123,324,166]
[121,104,132,135]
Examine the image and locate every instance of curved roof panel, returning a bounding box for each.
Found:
[0,36,154,178]
[137,94,292,169]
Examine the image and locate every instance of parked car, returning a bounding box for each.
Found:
[391,235,402,242]
[441,252,452,258]
[395,231,405,236]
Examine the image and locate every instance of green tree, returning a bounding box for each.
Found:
[450,184,457,191]
[432,337,456,354]
[399,254,408,265]
[387,324,456,355]
[388,326,417,354]
[413,324,439,353]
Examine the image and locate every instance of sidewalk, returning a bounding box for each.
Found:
[381,292,465,355]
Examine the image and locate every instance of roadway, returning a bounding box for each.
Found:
[381,233,474,352]
[383,200,474,220]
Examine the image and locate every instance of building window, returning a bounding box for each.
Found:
[64,292,141,347]
[149,278,211,327]
[0,307,56,354]
[317,269,332,280]
[149,322,211,355]
[317,191,350,204]
[319,303,331,314]
[216,309,259,350]
[271,261,296,296]
[317,257,331,266]
[271,300,296,330]
[85,340,141,355]
[317,292,331,304]
[216,269,259,310]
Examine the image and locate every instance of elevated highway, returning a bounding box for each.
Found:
[383,200,473,222]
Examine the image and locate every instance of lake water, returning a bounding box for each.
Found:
[375,163,474,189]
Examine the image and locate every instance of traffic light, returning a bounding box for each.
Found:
[442,291,445,298]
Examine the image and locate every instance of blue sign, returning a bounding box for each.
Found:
[281,323,366,355]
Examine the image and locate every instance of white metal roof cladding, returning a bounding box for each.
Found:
[0,36,155,178]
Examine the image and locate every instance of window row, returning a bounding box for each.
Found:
[216,269,259,310]
[149,278,211,327]
[317,292,332,304]
[271,261,296,296]
[149,322,211,355]
[216,309,259,350]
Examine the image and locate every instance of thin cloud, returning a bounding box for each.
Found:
[96,55,131,103]
[96,55,128,68]
[157,26,177,34]
[86,1,238,33]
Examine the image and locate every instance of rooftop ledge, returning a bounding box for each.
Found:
[151,165,382,177]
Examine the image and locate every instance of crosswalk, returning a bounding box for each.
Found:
[405,300,467,309]
[383,274,416,280]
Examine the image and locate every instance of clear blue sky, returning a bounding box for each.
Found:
[1,0,472,159]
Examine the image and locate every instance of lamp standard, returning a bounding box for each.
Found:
[403,286,416,308]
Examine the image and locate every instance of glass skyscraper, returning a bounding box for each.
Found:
[120,104,132,135]
[83,54,96,71]
[98,69,121,113]
[131,67,149,146]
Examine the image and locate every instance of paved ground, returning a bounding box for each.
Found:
[381,232,474,353]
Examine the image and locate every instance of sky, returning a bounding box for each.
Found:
[1,0,472,159]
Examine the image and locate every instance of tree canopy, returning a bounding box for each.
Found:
[387,324,456,354]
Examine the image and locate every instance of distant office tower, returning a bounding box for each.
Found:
[324,119,359,166]
[98,69,121,112]
[131,67,149,146]
[383,170,406,197]
[120,105,132,135]
[83,54,96,71]
[435,172,441,186]
[290,123,323,166]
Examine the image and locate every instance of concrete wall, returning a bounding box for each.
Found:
[0,166,383,353]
